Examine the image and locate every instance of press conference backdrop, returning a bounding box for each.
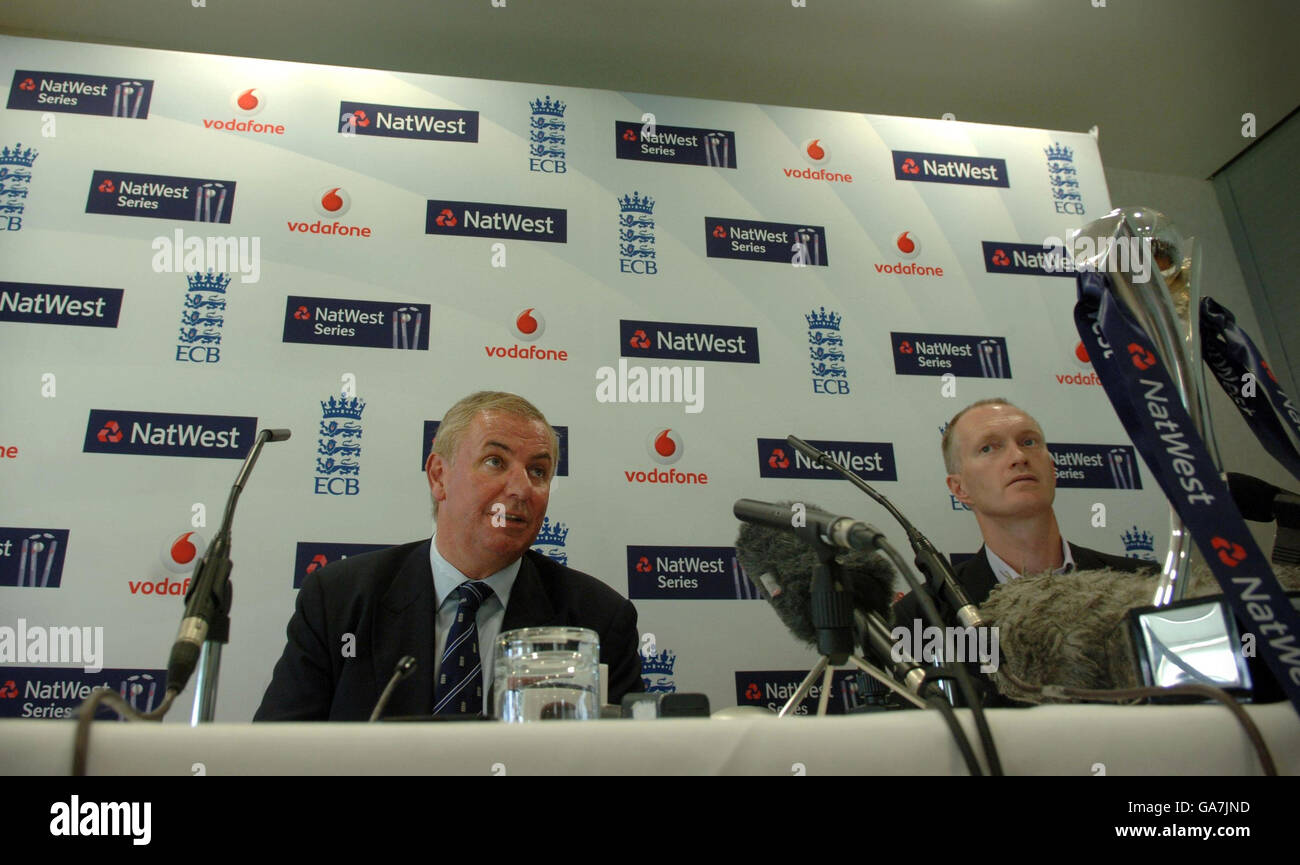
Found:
[0,35,1172,721]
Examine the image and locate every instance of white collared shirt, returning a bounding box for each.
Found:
[984,537,1076,584]
[428,531,520,700]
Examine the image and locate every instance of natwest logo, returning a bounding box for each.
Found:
[338,100,479,141]
[620,319,759,364]
[782,138,852,183]
[705,216,828,266]
[981,241,1077,277]
[292,542,390,589]
[625,429,708,486]
[425,199,567,243]
[874,230,944,278]
[82,409,256,459]
[892,150,1009,188]
[614,121,737,167]
[7,70,153,118]
[756,437,897,480]
[86,170,235,223]
[626,545,759,599]
[282,296,430,350]
[0,281,124,328]
[484,308,569,362]
[201,88,285,135]
[891,332,1011,378]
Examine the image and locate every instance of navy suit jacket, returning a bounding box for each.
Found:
[254,541,644,721]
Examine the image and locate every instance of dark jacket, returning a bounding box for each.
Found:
[254,541,644,720]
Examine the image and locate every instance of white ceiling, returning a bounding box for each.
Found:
[3,0,1297,178]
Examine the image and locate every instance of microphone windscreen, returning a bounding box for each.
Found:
[735,511,898,647]
[980,558,1300,703]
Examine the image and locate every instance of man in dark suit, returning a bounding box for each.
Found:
[255,391,644,721]
[893,397,1150,630]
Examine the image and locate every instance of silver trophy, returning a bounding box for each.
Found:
[1068,206,1213,605]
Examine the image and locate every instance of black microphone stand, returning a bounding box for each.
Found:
[779,526,926,715]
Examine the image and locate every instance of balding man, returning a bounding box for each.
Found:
[256,391,644,720]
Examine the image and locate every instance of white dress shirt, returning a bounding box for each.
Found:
[984,537,1076,584]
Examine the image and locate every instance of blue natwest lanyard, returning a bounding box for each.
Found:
[1199,297,1300,484]
[1074,271,1300,717]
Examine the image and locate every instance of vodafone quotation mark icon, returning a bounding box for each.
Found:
[161,531,207,574]
[895,231,921,259]
[801,138,829,165]
[647,429,683,465]
[512,308,545,342]
[315,186,351,218]
[231,88,265,115]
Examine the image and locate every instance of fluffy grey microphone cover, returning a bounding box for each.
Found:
[980,559,1300,703]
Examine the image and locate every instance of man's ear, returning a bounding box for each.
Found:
[947,472,971,506]
[426,451,448,504]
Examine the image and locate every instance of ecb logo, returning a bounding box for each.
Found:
[531,516,569,566]
[807,307,848,395]
[174,271,229,363]
[0,143,38,232]
[617,191,657,276]
[1045,143,1084,215]
[314,394,365,496]
[528,96,566,174]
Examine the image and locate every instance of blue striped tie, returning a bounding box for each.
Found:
[432,581,494,716]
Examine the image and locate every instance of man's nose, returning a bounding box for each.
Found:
[502,463,532,498]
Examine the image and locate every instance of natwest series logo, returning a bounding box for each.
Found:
[86,171,236,223]
[758,437,897,481]
[292,541,390,588]
[735,670,860,715]
[1056,340,1101,386]
[0,143,38,232]
[626,429,708,486]
[807,307,849,395]
[705,217,828,266]
[283,296,430,350]
[338,100,479,141]
[426,199,566,243]
[1049,443,1143,489]
[982,241,1077,277]
[202,88,285,135]
[615,120,736,167]
[0,527,70,588]
[314,395,366,497]
[0,668,166,720]
[617,191,657,275]
[893,150,1009,188]
[0,280,123,327]
[8,70,153,118]
[484,308,569,362]
[286,187,372,238]
[1044,142,1084,215]
[626,545,758,599]
[782,138,853,183]
[892,332,1011,378]
[620,319,759,364]
[82,409,255,459]
[875,230,945,278]
[175,271,229,364]
[528,95,566,173]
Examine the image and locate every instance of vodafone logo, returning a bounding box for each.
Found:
[1074,341,1091,365]
[314,186,351,218]
[512,307,545,342]
[801,138,830,165]
[231,88,265,116]
[895,231,921,260]
[1056,341,1100,386]
[647,429,683,465]
[161,531,207,574]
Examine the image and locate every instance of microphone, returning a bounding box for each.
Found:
[734,511,897,645]
[733,498,886,552]
[370,656,418,722]
[784,435,985,628]
[1227,472,1297,522]
[166,428,289,697]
